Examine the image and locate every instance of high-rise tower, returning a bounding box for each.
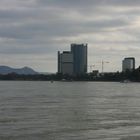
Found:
[71,44,87,75]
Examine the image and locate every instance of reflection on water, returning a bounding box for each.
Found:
[0,81,140,140]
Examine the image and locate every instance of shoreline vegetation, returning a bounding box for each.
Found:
[0,67,140,82]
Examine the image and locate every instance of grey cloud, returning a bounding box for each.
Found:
[0,0,135,39]
[0,14,130,40]
[0,0,139,72]
[37,0,140,8]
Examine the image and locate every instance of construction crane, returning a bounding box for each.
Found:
[101,60,109,73]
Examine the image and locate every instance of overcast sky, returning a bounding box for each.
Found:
[0,0,140,72]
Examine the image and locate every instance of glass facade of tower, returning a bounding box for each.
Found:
[71,44,87,75]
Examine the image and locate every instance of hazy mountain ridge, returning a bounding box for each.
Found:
[0,66,38,75]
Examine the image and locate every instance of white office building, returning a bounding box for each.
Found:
[122,57,135,72]
[58,51,73,75]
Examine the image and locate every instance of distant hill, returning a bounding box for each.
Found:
[0,66,38,75]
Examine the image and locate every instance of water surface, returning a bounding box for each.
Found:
[0,81,140,140]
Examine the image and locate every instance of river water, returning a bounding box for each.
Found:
[0,81,140,140]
